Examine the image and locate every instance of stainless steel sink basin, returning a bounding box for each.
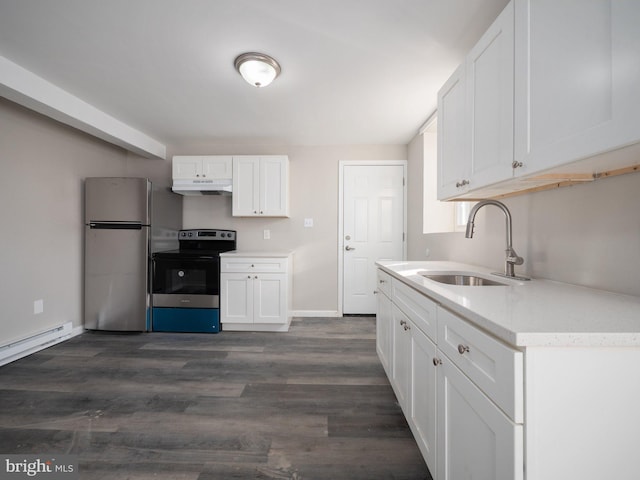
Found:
[420,273,507,286]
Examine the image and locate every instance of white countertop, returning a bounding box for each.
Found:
[377,260,640,348]
[220,251,293,258]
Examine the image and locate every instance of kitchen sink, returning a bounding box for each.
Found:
[420,273,508,286]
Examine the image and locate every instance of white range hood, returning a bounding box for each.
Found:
[171,178,232,196]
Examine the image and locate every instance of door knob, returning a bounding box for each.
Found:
[345,245,356,251]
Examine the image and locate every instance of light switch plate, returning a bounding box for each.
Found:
[34,299,44,315]
[263,229,271,240]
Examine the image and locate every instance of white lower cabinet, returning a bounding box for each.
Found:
[378,268,640,480]
[220,254,292,332]
[436,355,523,480]
[378,270,523,480]
[391,305,412,411]
[408,320,438,472]
[375,271,393,376]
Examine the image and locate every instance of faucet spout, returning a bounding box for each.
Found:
[464,200,529,279]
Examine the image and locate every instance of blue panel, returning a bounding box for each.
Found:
[152,308,220,333]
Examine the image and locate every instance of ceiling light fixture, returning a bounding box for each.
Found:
[234,52,281,88]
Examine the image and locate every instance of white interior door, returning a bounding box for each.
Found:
[342,163,405,314]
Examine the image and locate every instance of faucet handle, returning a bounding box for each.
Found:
[506,248,524,265]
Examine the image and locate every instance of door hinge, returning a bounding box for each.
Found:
[403,232,405,242]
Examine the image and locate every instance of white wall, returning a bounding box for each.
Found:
[408,133,640,297]
[174,143,408,315]
[0,98,172,345]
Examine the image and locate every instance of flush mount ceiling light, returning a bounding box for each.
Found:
[234,52,281,88]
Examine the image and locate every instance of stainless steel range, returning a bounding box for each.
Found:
[151,229,236,333]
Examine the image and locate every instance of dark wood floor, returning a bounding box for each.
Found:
[0,317,432,480]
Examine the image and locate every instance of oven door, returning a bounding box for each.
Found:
[152,255,219,308]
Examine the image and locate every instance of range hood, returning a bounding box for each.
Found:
[172,178,232,196]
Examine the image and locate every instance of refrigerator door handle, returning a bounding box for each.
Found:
[89,222,143,230]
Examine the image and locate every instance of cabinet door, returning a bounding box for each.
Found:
[391,305,411,412]
[409,325,438,474]
[437,356,523,480]
[467,0,514,188]
[376,290,393,376]
[232,156,260,216]
[437,63,469,200]
[259,156,289,216]
[201,156,232,179]
[253,273,287,324]
[514,0,640,175]
[220,273,253,324]
[172,156,202,179]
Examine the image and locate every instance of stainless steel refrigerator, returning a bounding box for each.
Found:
[84,177,180,331]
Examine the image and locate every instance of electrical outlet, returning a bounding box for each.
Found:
[263,229,271,240]
[34,299,44,315]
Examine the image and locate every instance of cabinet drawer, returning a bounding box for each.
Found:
[437,306,523,423]
[392,279,437,342]
[376,269,392,297]
[220,256,288,273]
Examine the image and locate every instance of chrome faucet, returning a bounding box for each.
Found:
[465,199,529,280]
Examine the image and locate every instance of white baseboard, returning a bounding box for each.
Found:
[291,310,341,318]
[0,322,82,367]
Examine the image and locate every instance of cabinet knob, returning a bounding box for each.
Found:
[457,344,470,355]
[254,275,258,279]
[512,161,524,169]
[399,319,406,326]
[260,211,264,214]
[254,211,258,214]
[455,179,470,188]
[379,279,386,284]
[404,324,410,331]
[373,290,378,295]
[247,275,251,279]
[432,358,442,366]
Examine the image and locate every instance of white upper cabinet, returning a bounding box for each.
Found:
[438,63,470,199]
[232,155,289,217]
[438,2,514,200]
[172,155,232,180]
[438,0,640,200]
[513,0,640,176]
[467,0,514,189]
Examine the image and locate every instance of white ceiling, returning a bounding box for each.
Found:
[0,0,509,147]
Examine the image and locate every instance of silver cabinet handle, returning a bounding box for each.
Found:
[456,179,470,188]
[458,344,470,355]
[399,319,406,326]
[403,324,410,331]
[345,245,356,251]
[433,358,442,366]
[379,279,386,284]
[512,160,524,169]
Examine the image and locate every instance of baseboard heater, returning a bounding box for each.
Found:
[0,322,73,367]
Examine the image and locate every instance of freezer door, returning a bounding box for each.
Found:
[85,177,150,224]
[84,225,150,331]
